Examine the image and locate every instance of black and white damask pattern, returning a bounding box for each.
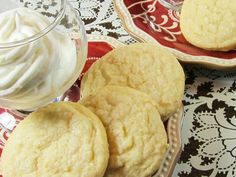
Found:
[70,0,137,44]
[19,0,137,44]
[173,65,236,177]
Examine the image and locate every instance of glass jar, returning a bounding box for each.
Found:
[0,0,87,110]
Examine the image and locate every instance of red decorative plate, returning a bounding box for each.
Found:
[114,0,236,69]
[0,35,182,177]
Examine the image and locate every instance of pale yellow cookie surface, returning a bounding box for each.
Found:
[81,86,168,177]
[81,43,185,120]
[1,102,109,177]
[180,0,236,51]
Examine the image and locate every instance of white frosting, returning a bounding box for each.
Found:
[0,8,77,106]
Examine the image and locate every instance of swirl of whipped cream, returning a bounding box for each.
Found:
[0,8,77,105]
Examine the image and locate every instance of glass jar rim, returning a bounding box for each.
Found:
[0,0,66,49]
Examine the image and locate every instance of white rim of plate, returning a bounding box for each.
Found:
[87,35,125,48]
[114,0,236,69]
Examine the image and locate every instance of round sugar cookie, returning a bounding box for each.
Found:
[1,102,109,177]
[81,86,168,177]
[81,43,185,120]
[180,0,236,51]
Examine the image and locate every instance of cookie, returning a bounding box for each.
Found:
[1,102,109,177]
[81,43,185,120]
[180,0,236,51]
[81,86,168,177]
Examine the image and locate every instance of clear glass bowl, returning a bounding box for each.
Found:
[0,0,87,110]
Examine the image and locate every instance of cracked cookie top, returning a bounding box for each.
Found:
[0,102,109,177]
[81,43,185,120]
[81,86,168,177]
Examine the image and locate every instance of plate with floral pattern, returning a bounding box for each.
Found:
[114,0,236,69]
[0,35,183,177]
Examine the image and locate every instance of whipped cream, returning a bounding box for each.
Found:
[0,8,78,109]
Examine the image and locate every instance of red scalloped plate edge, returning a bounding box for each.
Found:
[114,0,236,69]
